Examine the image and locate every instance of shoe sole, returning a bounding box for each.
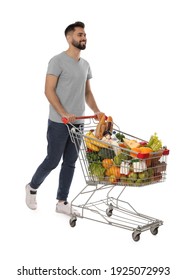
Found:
[25,185,37,210]
[56,208,80,217]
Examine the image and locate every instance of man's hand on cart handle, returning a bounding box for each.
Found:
[94,111,106,121]
[61,113,76,124]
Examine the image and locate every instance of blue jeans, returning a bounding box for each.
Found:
[30,119,82,201]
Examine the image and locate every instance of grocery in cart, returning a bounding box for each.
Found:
[62,114,169,241]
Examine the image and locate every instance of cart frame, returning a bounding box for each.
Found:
[63,116,168,241]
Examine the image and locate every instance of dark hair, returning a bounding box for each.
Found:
[64,21,85,37]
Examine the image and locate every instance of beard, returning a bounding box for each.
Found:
[72,39,86,50]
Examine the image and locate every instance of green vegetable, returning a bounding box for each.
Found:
[115,132,125,142]
[135,179,143,186]
[128,172,138,182]
[147,133,162,152]
[113,153,129,166]
[138,171,149,180]
[147,168,154,178]
[88,162,105,179]
[86,151,101,163]
[98,148,115,160]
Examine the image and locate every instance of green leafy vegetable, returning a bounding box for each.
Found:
[88,163,106,179]
[115,133,125,142]
[86,151,101,163]
[147,133,162,152]
[98,148,115,160]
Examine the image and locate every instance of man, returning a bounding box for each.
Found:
[26,21,101,215]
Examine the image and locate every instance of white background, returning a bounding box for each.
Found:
[1,0,186,279]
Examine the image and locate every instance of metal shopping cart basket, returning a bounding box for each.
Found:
[63,115,169,241]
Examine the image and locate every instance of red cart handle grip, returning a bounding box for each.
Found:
[62,115,97,124]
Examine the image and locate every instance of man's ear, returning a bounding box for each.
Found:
[66,33,72,43]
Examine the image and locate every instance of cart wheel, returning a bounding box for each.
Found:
[150,226,159,235]
[106,208,113,217]
[69,217,77,227]
[132,232,141,242]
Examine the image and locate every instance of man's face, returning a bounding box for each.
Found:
[70,27,87,50]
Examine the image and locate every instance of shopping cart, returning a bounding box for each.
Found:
[63,115,169,241]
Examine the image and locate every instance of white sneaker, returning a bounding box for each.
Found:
[56,201,80,216]
[25,184,37,210]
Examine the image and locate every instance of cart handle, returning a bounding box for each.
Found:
[62,115,98,124]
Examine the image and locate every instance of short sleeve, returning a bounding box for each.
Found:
[46,56,62,77]
[87,65,92,80]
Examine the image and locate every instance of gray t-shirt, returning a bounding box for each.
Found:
[46,51,92,123]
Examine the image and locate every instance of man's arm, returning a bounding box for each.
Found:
[85,79,101,115]
[45,74,76,122]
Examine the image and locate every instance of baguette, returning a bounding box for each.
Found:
[123,138,140,149]
[100,123,107,138]
[105,116,113,134]
[95,113,106,139]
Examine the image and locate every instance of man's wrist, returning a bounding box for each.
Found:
[94,110,100,114]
